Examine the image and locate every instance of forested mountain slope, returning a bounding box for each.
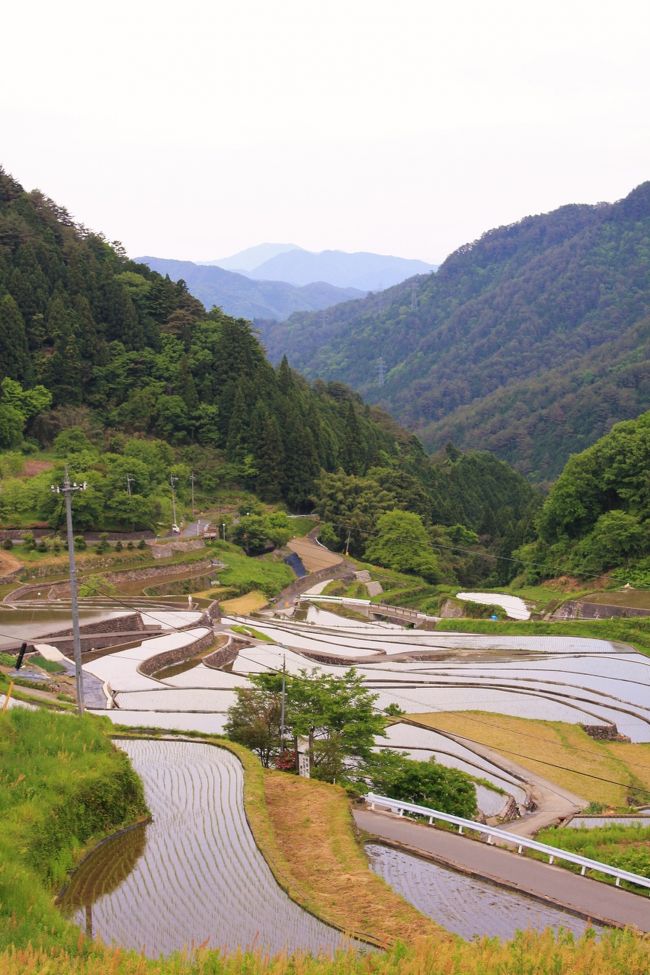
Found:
[258,183,650,479]
[137,256,363,320]
[0,167,537,576]
[516,411,650,582]
[0,167,408,510]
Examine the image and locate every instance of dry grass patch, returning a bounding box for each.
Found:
[409,712,650,808]
[261,771,445,947]
[0,548,22,574]
[221,590,269,614]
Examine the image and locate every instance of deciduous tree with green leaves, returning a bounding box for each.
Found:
[364,509,442,582]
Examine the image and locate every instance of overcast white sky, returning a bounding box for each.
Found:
[2,0,649,264]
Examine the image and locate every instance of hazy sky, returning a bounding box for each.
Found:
[3,0,649,264]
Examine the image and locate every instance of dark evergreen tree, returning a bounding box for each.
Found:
[0,294,31,381]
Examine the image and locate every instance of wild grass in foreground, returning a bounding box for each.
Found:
[2,929,650,975]
[0,709,147,953]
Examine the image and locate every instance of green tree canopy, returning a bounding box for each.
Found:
[365,750,477,818]
[227,668,387,782]
[364,509,442,582]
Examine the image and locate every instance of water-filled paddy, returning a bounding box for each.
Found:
[61,739,360,957]
[366,844,605,939]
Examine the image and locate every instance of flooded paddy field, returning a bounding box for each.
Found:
[60,739,361,957]
[0,607,130,648]
[223,614,650,742]
[366,844,605,939]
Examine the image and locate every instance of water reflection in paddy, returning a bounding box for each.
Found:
[0,608,128,648]
[367,844,605,940]
[59,739,362,958]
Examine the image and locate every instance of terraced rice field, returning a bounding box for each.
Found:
[456,592,531,620]
[60,739,359,957]
[226,615,650,742]
[82,607,650,820]
[366,845,605,939]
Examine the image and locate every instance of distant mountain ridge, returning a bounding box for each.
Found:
[248,248,436,291]
[135,256,364,321]
[202,242,298,272]
[255,182,650,479]
[203,244,436,292]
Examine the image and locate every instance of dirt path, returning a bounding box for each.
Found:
[354,808,650,931]
[0,548,22,575]
[286,536,343,572]
[443,733,586,834]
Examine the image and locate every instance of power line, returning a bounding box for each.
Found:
[325,518,554,572]
[229,648,650,795]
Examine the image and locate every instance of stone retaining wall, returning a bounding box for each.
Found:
[580,723,624,741]
[138,630,221,677]
[44,560,214,599]
[203,636,251,671]
[276,561,355,604]
[149,539,205,560]
[553,600,650,620]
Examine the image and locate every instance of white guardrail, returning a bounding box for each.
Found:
[365,793,650,891]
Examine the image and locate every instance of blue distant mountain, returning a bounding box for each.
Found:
[206,245,437,292]
[135,256,364,321]
[248,248,436,291]
[202,243,299,273]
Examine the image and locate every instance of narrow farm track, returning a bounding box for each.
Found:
[62,739,359,958]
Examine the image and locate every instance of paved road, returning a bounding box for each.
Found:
[354,808,650,931]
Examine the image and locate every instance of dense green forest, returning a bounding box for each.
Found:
[0,167,416,511]
[514,411,650,583]
[0,167,538,584]
[257,182,650,479]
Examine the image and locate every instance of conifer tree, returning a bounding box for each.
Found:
[0,294,31,382]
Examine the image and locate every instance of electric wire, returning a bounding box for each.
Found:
[230,648,650,795]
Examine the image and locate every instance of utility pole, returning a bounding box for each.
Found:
[222,522,227,541]
[170,474,179,528]
[190,471,196,516]
[377,356,385,386]
[51,469,87,715]
[126,474,135,497]
[280,655,287,752]
[344,528,352,556]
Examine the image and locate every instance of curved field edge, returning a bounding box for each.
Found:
[2,721,650,973]
[114,732,439,948]
[408,712,650,809]
[0,709,148,954]
[434,617,650,658]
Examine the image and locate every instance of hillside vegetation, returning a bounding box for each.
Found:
[515,411,650,582]
[0,167,429,514]
[0,168,545,586]
[0,709,146,953]
[258,182,650,478]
